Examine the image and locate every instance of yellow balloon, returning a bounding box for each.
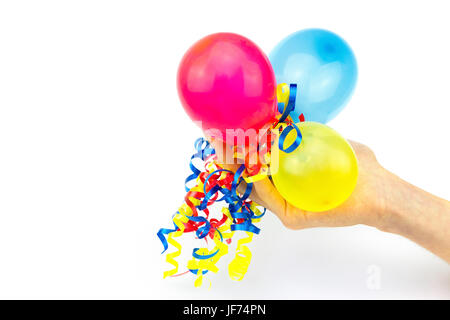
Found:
[271,122,358,212]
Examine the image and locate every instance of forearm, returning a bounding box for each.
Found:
[379,169,450,263]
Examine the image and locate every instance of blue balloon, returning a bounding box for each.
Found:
[269,29,357,123]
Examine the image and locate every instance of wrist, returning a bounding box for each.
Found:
[374,168,450,262]
[374,169,410,234]
[358,165,397,232]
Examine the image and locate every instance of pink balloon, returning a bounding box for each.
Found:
[177,33,277,139]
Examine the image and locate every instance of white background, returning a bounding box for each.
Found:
[0,0,449,299]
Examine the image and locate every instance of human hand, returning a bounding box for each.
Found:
[211,137,450,262]
[212,139,389,230]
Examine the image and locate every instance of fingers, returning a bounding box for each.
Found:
[209,137,293,223]
[251,177,286,217]
[242,177,320,230]
[250,176,360,229]
[209,138,239,166]
[209,136,359,230]
[208,138,265,206]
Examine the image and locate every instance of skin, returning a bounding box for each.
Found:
[212,139,450,263]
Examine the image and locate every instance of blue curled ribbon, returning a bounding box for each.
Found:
[231,165,253,202]
[277,84,297,124]
[185,215,211,239]
[189,269,208,275]
[158,138,215,254]
[157,218,179,254]
[278,122,302,153]
[191,229,223,260]
[159,137,268,276]
[197,169,233,211]
[231,222,260,234]
[196,163,261,236]
[250,206,266,219]
[185,138,215,192]
[276,83,303,153]
[229,200,261,234]
[197,164,253,211]
[190,228,224,276]
[192,247,220,260]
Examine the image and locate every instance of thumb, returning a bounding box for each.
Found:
[251,178,344,230]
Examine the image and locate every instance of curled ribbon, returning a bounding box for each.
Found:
[158,83,303,286]
[157,138,265,286]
